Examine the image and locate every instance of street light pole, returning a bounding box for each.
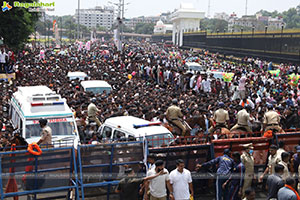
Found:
[77,0,80,39]
[121,0,124,42]
[60,17,62,46]
[264,26,268,53]
[280,24,284,54]
[116,0,122,52]
[44,12,46,48]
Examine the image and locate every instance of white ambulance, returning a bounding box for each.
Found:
[9,86,80,147]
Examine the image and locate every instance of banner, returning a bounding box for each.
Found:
[222,73,234,82]
[268,69,280,77]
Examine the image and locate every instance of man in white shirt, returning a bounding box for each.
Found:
[0,48,8,73]
[201,77,211,93]
[145,160,174,200]
[238,76,247,99]
[169,159,193,200]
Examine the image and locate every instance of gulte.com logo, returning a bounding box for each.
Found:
[2,1,12,12]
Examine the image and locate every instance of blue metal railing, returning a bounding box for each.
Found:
[0,146,79,200]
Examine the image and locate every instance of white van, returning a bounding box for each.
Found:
[81,80,112,94]
[99,116,174,147]
[9,86,80,147]
[185,62,206,74]
[67,71,88,81]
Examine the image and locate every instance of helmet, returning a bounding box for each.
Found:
[91,97,97,103]
[267,104,273,109]
[172,99,178,105]
[218,102,225,108]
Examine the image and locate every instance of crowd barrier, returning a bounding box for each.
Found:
[0,146,79,200]
[77,141,146,200]
[1,132,299,199]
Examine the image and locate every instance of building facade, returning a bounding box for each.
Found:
[153,20,173,34]
[171,3,205,46]
[228,12,286,32]
[75,6,114,30]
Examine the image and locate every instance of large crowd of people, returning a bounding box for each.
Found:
[1,40,300,144]
[1,40,300,199]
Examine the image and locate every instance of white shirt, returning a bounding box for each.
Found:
[169,168,192,200]
[202,80,211,92]
[0,51,7,63]
[238,76,247,91]
[147,168,170,198]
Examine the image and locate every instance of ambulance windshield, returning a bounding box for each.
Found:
[25,118,75,138]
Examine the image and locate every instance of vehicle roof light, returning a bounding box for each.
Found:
[31,102,64,107]
[133,122,161,129]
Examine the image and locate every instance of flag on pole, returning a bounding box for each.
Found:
[53,20,56,32]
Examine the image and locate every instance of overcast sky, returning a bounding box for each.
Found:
[43,0,299,18]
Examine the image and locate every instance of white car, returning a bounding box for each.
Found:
[99,116,174,147]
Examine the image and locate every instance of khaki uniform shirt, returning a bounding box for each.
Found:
[213,109,229,123]
[263,111,280,125]
[278,161,289,180]
[41,125,52,145]
[237,109,250,126]
[166,105,183,120]
[268,152,281,174]
[241,151,254,175]
[88,103,99,117]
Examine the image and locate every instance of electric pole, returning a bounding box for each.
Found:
[207,0,211,18]
[245,0,248,16]
[116,0,122,51]
[77,0,80,39]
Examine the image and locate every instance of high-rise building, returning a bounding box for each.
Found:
[75,6,114,30]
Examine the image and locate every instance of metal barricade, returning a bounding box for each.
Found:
[0,146,79,200]
[77,141,146,200]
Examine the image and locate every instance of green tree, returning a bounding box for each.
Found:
[282,8,300,29]
[96,25,106,32]
[200,18,228,33]
[0,0,39,49]
[257,5,300,29]
[134,23,155,34]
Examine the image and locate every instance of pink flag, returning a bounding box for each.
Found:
[40,50,45,60]
[85,41,91,51]
[196,75,202,90]
[78,42,83,51]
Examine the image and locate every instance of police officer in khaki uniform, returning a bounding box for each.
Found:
[259,144,282,182]
[241,143,254,197]
[263,104,284,133]
[166,99,187,136]
[37,118,52,145]
[230,105,253,133]
[88,98,101,127]
[209,102,229,134]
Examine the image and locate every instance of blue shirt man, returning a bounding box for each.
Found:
[223,152,245,200]
[197,149,233,200]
